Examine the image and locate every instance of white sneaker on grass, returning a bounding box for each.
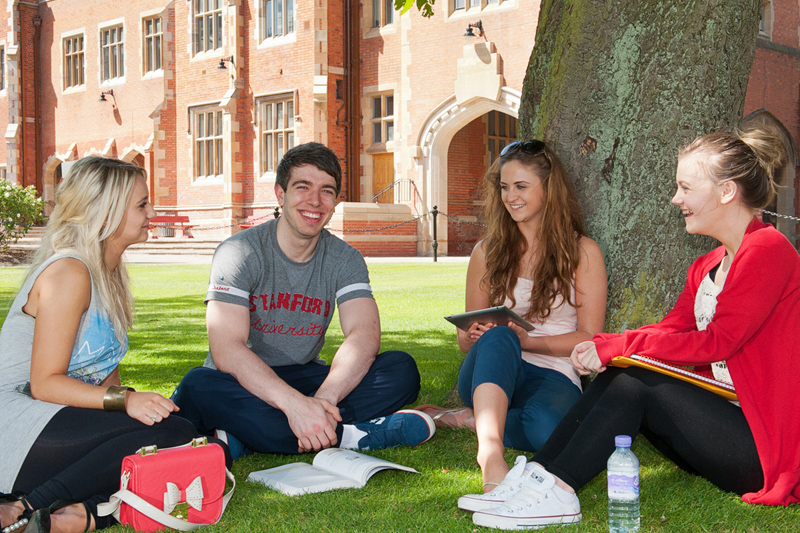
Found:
[472,464,581,530]
[458,455,531,512]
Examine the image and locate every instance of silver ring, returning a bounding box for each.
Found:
[150,416,157,423]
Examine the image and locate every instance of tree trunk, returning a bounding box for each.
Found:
[519,0,762,331]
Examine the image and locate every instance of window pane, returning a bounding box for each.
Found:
[373,97,381,119]
[385,95,393,116]
[386,120,394,142]
[155,35,162,69]
[266,133,273,171]
[454,0,465,10]
[197,113,204,135]
[276,102,284,129]
[216,139,223,175]
[197,142,204,175]
[215,12,222,48]
[197,18,204,51]
[216,111,223,136]
[373,0,380,27]
[287,101,294,127]
[266,0,273,37]
[276,0,283,35]
[470,0,479,7]
[385,0,393,24]
[277,134,284,162]
[373,122,382,144]
[498,113,506,137]
[287,131,294,150]
[265,104,273,131]
[206,17,213,51]
[488,139,495,161]
[287,0,294,33]
[488,111,495,136]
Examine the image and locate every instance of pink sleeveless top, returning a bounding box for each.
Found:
[506,278,581,389]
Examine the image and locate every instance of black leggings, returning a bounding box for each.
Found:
[13,408,224,530]
[532,367,763,496]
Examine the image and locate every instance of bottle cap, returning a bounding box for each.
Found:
[615,435,632,447]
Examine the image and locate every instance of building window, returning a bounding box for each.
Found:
[371,0,394,28]
[258,95,295,174]
[455,0,502,13]
[100,25,124,81]
[0,47,5,91]
[64,35,85,88]
[487,111,517,164]
[0,166,6,181]
[371,94,394,145]
[143,16,163,73]
[195,0,223,53]
[193,108,224,179]
[261,0,294,39]
[759,1,773,39]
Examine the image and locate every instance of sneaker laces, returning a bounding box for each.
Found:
[482,456,529,499]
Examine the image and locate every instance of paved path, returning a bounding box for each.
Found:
[122,252,470,265]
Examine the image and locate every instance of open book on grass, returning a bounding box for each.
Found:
[246,448,418,496]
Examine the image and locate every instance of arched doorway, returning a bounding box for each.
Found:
[415,88,521,256]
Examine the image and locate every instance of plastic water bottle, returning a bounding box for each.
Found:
[607,435,640,533]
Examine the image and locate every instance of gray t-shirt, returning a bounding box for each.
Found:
[204,219,373,368]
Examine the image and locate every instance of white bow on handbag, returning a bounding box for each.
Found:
[164,477,204,514]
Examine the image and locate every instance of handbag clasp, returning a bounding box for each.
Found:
[191,437,208,448]
[139,445,158,456]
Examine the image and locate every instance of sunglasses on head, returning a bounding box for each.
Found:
[500,140,548,158]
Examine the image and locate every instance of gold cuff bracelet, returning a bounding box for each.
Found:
[103,385,135,412]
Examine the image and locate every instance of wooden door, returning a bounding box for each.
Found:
[373,153,395,203]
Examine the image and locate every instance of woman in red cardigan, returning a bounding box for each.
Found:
[466,127,800,530]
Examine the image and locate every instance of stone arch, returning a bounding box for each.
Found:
[41,144,79,215]
[742,109,798,247]
[414,88,521,255]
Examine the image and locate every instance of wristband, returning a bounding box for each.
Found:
[103,385,135,412]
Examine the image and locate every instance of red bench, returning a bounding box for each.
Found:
[237,209,279,229]
[150,215,196,238]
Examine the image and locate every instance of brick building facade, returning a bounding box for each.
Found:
[0,0,797,255]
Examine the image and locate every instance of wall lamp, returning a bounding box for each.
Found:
[99,89,116,107]
[217,55,235,69]
[464,20,484,39]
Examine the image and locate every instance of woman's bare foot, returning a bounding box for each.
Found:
[1,501,28,532]
[50,503,94,533]
[478,448,511,492]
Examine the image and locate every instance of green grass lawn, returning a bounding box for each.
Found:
[1,263,798,532]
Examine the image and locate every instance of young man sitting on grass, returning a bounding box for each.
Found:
[173,142,434,458]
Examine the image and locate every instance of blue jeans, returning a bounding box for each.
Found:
[458,326,581,452]
[172,350,420,454]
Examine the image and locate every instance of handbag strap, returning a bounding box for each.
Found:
[98,468,235,531]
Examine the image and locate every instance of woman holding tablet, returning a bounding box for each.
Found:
[468,128,800,530]
[425,140,607,501]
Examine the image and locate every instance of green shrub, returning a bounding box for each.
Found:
[0,179,45,249]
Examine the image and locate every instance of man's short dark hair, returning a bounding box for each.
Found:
[275,142,342,195]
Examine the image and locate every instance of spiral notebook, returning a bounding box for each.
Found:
[610,354,737,401]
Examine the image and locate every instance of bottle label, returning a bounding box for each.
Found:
[608,473,639,500]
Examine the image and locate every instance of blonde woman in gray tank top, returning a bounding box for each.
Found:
[0,158,216,533]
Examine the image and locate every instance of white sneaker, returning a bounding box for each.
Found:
[458,456,532,512]
[472,464,581,530]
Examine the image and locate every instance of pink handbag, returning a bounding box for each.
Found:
[98,437,235,532]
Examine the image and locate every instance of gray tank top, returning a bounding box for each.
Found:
[0,254,128,491]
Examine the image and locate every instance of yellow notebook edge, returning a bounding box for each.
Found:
[609,356,738,402]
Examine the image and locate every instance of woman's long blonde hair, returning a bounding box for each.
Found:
[481,142,586,322]
[28,157,146,340]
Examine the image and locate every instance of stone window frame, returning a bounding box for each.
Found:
[190,104,224,182]
[370,0,394,28]
[256,92,296,177]
[759,0,774,40]
[99,22,125,83]
[142,15,163,74]
[259,0,295,41]
[193,0,224,55]
[61,30,86,92]
[370,92,395,147]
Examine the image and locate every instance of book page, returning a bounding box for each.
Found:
[312,449,418,485]
[247,462,360,496]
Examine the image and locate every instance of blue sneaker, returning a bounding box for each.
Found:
[215,429,252,460]
[353,409,436,451]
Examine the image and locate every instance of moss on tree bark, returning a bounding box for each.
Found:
[519,0,762,330]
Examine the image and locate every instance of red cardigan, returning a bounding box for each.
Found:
[594,219,800,506]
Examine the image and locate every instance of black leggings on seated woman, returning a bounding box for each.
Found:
[13,408,217,529]
[532,366,764,495]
